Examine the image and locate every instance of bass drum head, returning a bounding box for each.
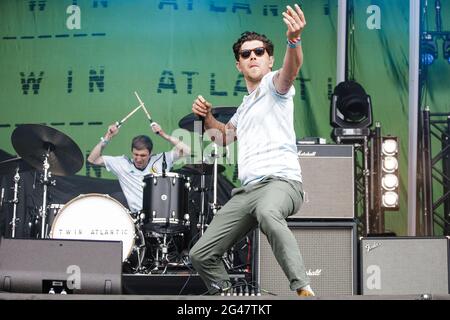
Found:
[50,193,135,261]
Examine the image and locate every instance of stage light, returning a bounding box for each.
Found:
[381,174,399,191]
[421,33,438,66]
[382,156,398,173]
[330,80,373,129]
[444,35,450,64]
[380,136,399,210]
[382,191,399,208]
[381,138,398,156]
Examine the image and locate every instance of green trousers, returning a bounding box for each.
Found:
[189,176,310,294]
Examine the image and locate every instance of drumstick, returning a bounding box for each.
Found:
[134,91,160,135]
[134,91,153,123]
[116,105,141,128]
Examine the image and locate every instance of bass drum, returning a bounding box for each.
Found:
[49,193,136,262]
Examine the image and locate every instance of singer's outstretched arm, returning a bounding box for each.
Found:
[191,95,237,146]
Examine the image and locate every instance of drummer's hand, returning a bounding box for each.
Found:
[105,123,119,140]
[150,122,163,135]
[192,95,212,118]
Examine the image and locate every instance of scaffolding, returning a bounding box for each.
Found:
[420,108,450,236]
[334,131,370,237]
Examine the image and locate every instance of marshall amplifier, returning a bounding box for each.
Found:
[292,144,355,219]
[256,221,357,296]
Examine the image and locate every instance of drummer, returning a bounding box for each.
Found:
[87,122,191,213]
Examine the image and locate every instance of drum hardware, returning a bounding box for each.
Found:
[0,156,34,238]
[11,124,83,238]
[39,150,55,238]
[125,227,147,274]
[148,232,188,274]
[9,167,21,238]
[178,107,236,235]
[47,203,64,232]
[0,187,4,212]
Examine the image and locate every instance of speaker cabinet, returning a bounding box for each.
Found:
[360,237,450,295]
[0,238,123,294]
[256,221,357,296]
[292,144,355,219]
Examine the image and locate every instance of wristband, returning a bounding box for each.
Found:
[287,37,301,48]
[100,136,109,146]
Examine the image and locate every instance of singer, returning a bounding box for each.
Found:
[189,4,314,296]
[87,122,191,213]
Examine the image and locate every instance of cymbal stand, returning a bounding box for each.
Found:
[9,166,21,238]
[0,188,4,213]
[39,150,55,239]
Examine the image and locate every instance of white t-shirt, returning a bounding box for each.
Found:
[103,151,176,212]
[229,70,302,186]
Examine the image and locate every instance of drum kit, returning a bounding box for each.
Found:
[0,106,237,274]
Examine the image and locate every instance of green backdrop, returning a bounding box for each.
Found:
[1,0,449,236]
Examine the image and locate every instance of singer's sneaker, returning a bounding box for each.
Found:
[297,288,315,297]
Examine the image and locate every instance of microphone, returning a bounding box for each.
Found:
[162,152,167,177]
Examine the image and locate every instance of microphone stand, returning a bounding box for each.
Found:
[198,116,207,236]
[162,151,167,177]
[211,143,220,215]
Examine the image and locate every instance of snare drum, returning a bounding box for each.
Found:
[142,173,190,233]
[49,193,136,262]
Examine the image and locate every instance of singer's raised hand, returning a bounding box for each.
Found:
[192,95,212,118]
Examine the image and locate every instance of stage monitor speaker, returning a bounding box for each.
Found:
[0,238,123,294]
[361,237,450,295]
[292,144,355,219]
[256,221,357,296]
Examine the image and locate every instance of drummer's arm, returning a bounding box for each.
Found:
[161,132,191,158]
[87,140,106,166]
[151,122,191,157]
[88,124,118,166]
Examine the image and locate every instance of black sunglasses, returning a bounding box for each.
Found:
[239,47,266,59]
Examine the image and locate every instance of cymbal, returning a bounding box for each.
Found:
[180,163,225,175]
[11,124,84,176]
[178,107,237,132]
[0,156,33,175]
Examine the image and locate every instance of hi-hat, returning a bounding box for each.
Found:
[0,156,33,175]
[178,107,237,132]
[11,124,83,176]
[180,163,225,175]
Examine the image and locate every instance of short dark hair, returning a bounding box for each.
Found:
[232,31,274,61]
[131,135,153,153]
